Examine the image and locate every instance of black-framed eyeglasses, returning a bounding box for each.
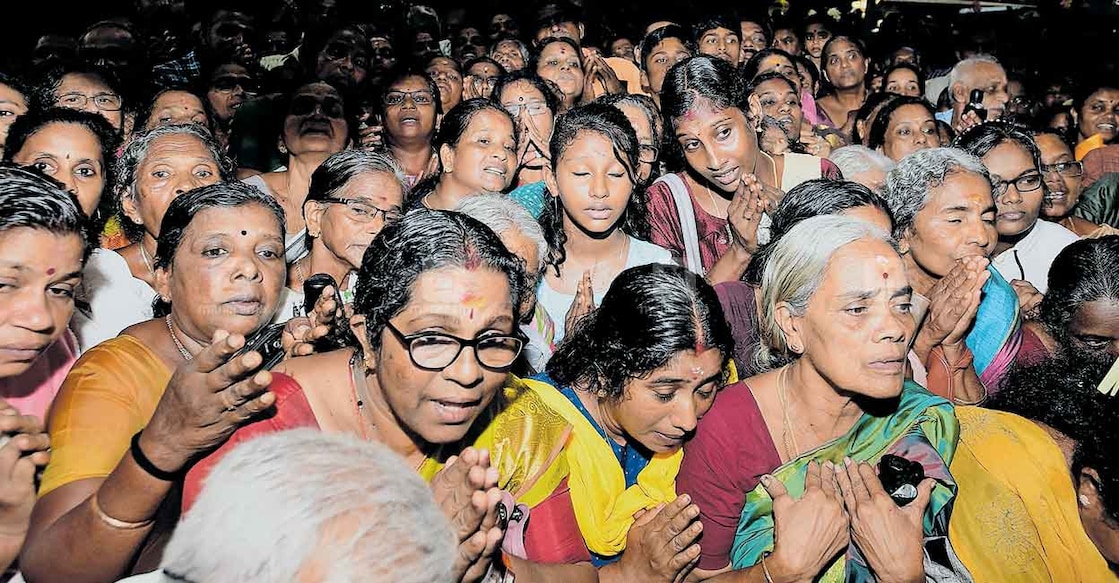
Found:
[1040,161,1084,178]
[991,172,1044,196]
[319,198,400,224]
[383,90,436,106]
[384,321,524,371]
[639,144,659,164]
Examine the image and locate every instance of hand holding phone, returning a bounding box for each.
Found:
[229,324,287,370]
[963,89,987,121]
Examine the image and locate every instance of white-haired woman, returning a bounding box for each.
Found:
[454,193,552,372]
[72,124,232,351]
[882,147,1043,400]
[678,215,963,581]
[828,145,894,192]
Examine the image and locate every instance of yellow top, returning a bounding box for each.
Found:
[418,376,685,557]
[40,335,170,497]
[949,406,1117,582]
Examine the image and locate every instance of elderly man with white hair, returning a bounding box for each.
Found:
[942,54,1011,132]
[829,145,895,192]
[151,430,456,583]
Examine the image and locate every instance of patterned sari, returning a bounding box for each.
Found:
[967,267,1022,390]
[730,381,961,581]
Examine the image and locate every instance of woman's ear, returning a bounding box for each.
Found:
[896,231,912,255]
[154,262,172,304]
[120,187,143,225]
[543,164,559,199]
[304,200,326,239]
[348,314,378,372]
[1078,467,1104,511]
[746,94,763,127]
[774,302,805,355]
[439,143,455,174]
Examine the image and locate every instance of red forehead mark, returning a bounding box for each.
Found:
[468,308,474,319]
[46,267,56,276]
[882,272,889,280]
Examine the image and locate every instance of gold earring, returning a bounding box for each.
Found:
[596,389,608,399]
[1079,494,1092,507]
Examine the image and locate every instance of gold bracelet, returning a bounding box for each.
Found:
[88,491,154,530]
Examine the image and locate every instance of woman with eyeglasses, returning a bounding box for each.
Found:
[492,70,560,218]
[242,80,352,263]
[1032,129,1119,238]
[203,62,257,150]
[411,98,517,211]
[381,66,441,191]
[956,121,1079,298]
[37,64,127,134]
[277,149,407,322]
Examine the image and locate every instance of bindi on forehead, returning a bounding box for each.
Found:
[46,267,55,275]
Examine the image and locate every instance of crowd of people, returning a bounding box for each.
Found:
[0,0,1117,581]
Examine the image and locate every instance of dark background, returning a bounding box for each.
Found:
[1,0,1116,81]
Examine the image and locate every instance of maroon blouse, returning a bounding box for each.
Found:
[677,381,782,571]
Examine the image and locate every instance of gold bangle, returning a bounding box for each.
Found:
[761,552,775,583]
[88,491,154,530]
[952,380,989,406]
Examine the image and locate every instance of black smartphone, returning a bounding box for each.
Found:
[302,272,341,316]
[231,323,286,370]
[963,89,987,121]
[878,454,925,506]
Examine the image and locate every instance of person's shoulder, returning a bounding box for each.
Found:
[1039,219,1081,243]
[628,237,674,263]
[275,348,352,380]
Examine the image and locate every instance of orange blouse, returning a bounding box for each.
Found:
[40,335,170,497]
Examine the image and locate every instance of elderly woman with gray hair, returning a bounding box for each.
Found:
[881,147,1042,400]
[678,215,963,580]
[277,149,408,324]
[71,124,233,351]
[454,193,551,372]
[828,145,895,193]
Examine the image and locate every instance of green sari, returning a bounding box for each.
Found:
[730,380,961,581]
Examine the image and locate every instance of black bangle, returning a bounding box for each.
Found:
[130,431,183,482]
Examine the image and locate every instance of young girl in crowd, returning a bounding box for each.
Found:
[537,102,673,343]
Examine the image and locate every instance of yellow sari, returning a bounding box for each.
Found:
[418,376,681,556]
[949,406,1117,581]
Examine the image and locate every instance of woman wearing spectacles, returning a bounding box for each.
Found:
[38,64,127,133]
[380,66,441,191]
[278,149,407,322]
[203,62,257,150]
[242,81,353,263]
[956,121,1079,297]
[1032,129,1119,238]
[492,70,561,218]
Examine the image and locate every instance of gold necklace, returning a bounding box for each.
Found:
[138,241,156,279]
[165,315,193,361]
[701,182,729,218]
[777,366,800,460]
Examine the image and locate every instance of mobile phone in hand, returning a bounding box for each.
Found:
[303,273,341,316]
[963,89,987,121]
[230,324,286,370]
